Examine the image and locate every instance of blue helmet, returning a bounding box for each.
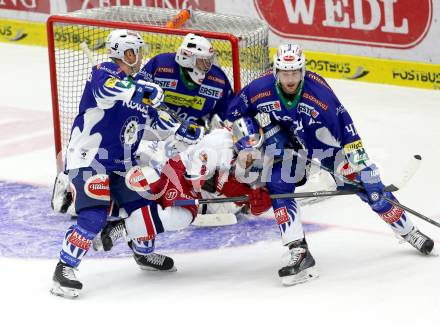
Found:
[232,117,264,152]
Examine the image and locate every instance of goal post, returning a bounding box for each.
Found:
[47,7,270,172]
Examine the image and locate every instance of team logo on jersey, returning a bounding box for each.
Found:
[257,100,281,113]
[298,103,319,118]
[274,207,289,225]
[165,188,178,201]
[84,174,110,201]
[199,85,223,99]
[121,117,140,145]
[155,77,178,90]
[125,166,149,192]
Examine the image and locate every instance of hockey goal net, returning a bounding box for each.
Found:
[47,6,270,171]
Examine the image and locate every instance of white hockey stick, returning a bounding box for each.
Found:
[81,42,97,66]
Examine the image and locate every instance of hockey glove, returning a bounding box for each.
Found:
[132,80,164,108]
[175,121,205,145]
[356,164,385,206]
[248,187,272,215]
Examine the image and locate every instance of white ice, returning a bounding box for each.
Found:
[1,43,440,325]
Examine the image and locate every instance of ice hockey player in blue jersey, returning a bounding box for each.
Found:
[50,29,203,299]
[226,44,434,286]
[136,33,234,126]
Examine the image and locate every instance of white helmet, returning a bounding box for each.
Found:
[175,33,215,85]
[106,29,144,71]
[273,44,306,79]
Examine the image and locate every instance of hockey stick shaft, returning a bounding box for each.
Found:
[173,184,397,206]
[381,197,440,228]
[291,152,439,228]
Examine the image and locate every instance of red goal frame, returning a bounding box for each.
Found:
[47,15,242,172]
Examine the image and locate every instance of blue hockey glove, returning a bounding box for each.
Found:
[132,80,164,108]
[175,121,205,145]
[356,164,385,205]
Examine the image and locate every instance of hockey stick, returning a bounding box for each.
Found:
[292,153,440,228]
[173,184,397,206]
[81,42,97,66]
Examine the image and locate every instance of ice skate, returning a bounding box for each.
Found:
[50,261,82,299]
[278,239,318,286]
[133,251,177,272]
[92,219,126,252]
[402,228,434,255]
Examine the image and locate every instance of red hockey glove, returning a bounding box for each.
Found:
[248,187,272,215]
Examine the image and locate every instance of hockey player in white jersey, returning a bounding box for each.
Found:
[50,29,204,299]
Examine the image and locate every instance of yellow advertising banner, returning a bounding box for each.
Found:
[2,18,439,90]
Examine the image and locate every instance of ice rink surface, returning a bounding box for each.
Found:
[1,43,440,325]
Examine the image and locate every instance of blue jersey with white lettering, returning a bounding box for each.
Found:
[227,71,364,163]
[136,52,233,124]
[65,62,155,171]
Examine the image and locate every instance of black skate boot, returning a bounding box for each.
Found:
[50,261,82,298]
[278,238,318,286]
[402,228,434,255]
[92,219,126,252]
[132,250,177,272]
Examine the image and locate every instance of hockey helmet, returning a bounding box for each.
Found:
[273,44,306,79]
[232,117,264,168]
[175,33,215,84]
[106,29,145,71]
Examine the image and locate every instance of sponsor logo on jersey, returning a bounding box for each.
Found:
[199,84,223,99]
[274,207,289,225]
[67,230,92,251]
[84,174,110,201]
[164,91,206,111]
[298,103,319,118]
[380,205,404,223]
[207,74,226,85]
[126,101,150,118]
[303,92,329,111]
[343,140,363,153]
[257,100,281,113]
[250,90,272,104]
[165,188,178,201]
[155,67,174,74]
[155,77,178,90]
[125,166,149,192]
[104,77,118,88]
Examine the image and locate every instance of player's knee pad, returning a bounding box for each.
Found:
[266,163,296,195]
[77,207,108,234]
[60,224,96,268]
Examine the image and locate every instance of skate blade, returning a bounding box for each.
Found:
[50,281,80,299]
[139,265,177,272]
[281,266,319,286]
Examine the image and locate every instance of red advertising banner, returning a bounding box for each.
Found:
[0,0,215,14]
[254,0,432,49]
